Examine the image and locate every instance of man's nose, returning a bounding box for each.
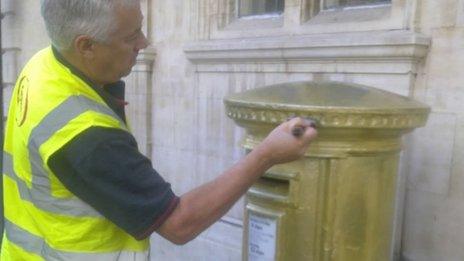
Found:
[137,33,149,50]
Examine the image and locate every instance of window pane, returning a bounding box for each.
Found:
[238,0,284,17]
[324,0,390,10]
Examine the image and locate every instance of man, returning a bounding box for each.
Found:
[1,0,317,260]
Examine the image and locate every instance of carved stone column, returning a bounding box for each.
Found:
[1,0,19,115]
[125,47,156,158]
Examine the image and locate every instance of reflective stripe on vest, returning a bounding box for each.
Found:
[3,219,149,261]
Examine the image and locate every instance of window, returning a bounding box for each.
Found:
[238,0,284,17]
[210,0,402,39]
[323,0,390,10]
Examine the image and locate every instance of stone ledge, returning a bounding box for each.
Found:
[184,30,430,73]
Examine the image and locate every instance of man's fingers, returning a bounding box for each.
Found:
[291,125,305,137]
[302,125,318,140]
[287,117,318,137]
[303,118,317,128]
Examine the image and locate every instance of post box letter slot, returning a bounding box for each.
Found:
[256,176,289,197]
[248,176,293,205]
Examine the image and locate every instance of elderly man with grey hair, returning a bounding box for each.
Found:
[0,0,317,260]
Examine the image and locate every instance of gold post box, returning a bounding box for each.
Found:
[224,81,430,261]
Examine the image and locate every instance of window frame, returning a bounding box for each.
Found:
[237,0,285,18]
[210,0,410,40]
[321,0,392,11]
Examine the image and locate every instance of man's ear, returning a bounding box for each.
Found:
[73,35,96,59]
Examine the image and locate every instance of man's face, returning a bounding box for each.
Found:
[92,4,148,85]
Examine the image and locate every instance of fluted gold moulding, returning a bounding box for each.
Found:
[224,81,430,261]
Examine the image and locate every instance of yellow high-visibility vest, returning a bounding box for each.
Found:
[1,47,149,260]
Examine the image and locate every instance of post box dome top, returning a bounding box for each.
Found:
[224,81,430,129]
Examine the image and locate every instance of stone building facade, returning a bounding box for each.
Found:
[1,0,463,260]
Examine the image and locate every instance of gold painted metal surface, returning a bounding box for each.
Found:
[224,81,430,261]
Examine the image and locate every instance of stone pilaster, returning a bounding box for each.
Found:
[125,47,156,158]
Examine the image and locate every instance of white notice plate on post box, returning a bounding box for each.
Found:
[248,213,277,261]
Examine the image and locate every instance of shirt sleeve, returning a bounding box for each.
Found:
[48,126,179,240]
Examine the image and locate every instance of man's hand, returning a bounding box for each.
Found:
[255,117,318,165]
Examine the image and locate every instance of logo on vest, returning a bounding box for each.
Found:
[16,76,29,127]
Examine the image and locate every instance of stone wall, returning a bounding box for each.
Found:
[400,1,464,260]
[1,0,463,260]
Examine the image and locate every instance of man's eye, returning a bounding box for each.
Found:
[125,37,136,43]
[127,31,142,42]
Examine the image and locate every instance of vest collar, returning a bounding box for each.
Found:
[51,46,128,122]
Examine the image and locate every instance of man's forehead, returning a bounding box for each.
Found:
[113,5,143,34]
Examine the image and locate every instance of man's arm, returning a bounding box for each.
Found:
[157,117,317,244]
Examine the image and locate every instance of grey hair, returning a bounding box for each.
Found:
[41,0,140,51]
